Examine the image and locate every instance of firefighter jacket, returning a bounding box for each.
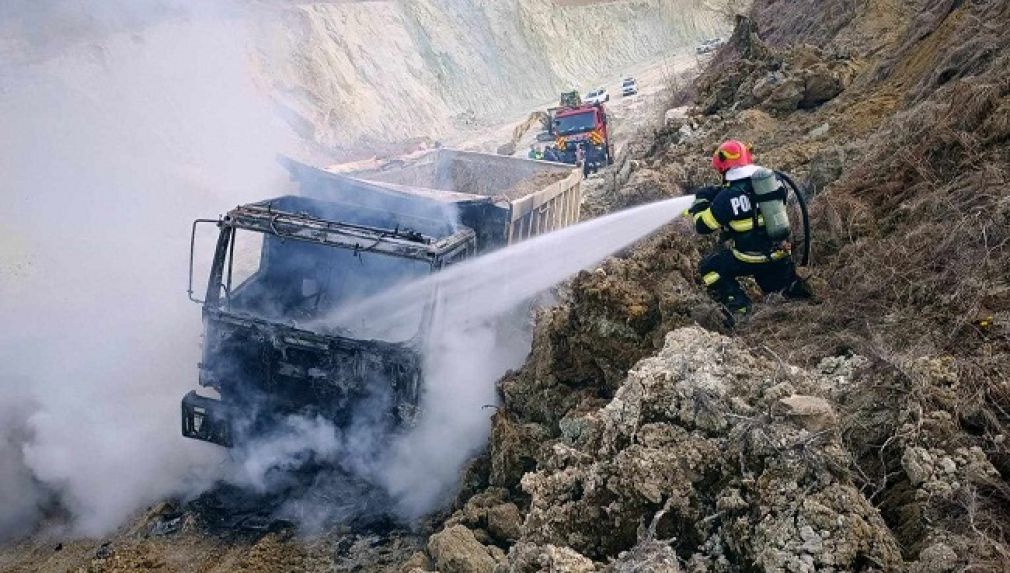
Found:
[688,165,789,263]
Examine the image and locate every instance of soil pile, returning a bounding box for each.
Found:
[423,320,916,571]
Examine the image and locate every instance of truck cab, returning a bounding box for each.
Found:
[183,190,474,447]
[550,103,613,170]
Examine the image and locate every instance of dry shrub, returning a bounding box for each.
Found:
[907,4,1010,102]
[751,0,862,47]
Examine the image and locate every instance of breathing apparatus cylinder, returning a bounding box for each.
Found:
[750,167,790,240]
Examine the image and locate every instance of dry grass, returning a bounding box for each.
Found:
[716,1,1010,567]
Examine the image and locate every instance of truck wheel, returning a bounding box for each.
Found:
[607,145,615,165]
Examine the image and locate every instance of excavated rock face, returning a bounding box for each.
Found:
[257,0,723,151]
[511,327,902,570]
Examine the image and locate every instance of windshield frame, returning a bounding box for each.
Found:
[200,201,476,344]
[204,218,473,307]
[205,226,470,344]
[554,110,598,135]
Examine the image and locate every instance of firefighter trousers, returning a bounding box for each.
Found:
[699,248,809,313]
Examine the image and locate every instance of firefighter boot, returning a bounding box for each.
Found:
[709,281,752,328]
[783,275,814,300]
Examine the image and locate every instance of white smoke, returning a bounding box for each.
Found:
[0,1,295,539]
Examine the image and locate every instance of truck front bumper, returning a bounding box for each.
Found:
[182,391,234,447]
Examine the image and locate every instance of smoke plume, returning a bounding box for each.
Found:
[0,0,294,540]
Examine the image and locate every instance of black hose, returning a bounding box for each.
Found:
[775,171,811,267]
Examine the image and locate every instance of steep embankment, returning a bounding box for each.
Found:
[419,1,1010,571]
[255,0,721,153]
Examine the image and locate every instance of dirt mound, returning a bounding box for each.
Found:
[521,328,903,570]
[426,327,906,570]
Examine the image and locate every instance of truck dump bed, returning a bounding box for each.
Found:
[340,149,583,246]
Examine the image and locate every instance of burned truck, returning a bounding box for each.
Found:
[182,150,582,447]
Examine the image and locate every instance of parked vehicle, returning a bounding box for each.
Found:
[547,102,613,172]
[583,87,610,104]
[559,90,582,107]
[621,77,638,96]
[696,37,725,55]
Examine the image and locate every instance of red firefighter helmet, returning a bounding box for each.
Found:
[711,140,753,173]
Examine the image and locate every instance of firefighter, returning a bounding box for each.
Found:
[687,140,811,326]
[576,144,588,178]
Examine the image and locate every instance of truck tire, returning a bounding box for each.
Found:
[607,144,615,166]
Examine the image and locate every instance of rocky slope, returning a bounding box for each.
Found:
[415,1,1010,571]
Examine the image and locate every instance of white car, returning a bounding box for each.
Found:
[621,77,638,96]
[584,87,610,104]
[696,37,725,55]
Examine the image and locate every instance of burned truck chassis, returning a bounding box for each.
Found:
[181,152,580,449]
[182,311,423,447]
[183,197,475,447]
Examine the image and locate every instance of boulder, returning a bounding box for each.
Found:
[751,72,786,102]
[910,542,959,573]
[400,551,434,572]
[428,525,497,573]
[763,75,805,112]
[775,395,838,432]
[504,542,596,573]
[801,65,846,108]
[487,503,523,542]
